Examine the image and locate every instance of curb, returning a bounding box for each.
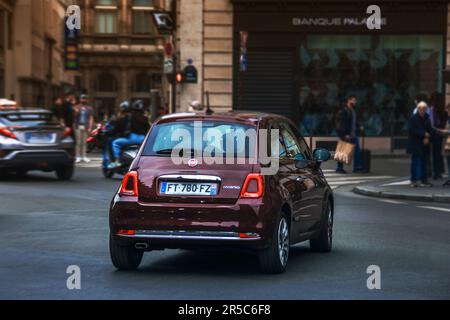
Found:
[353,185,450,204]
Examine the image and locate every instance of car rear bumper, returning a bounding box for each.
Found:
[0,149,75,169]
[109,198,274,250]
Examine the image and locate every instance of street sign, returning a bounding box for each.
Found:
[164,42,173,57]
[152,12,174,35]
[183,65,198,84]
[164,58,174,74]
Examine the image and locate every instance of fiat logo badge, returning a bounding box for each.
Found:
[188,159,199,167]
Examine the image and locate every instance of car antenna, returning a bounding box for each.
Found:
[205,91,214,115]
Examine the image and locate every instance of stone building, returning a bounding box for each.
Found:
[175,0,450,152]
[74,0,167,119]
[0,0,75,107]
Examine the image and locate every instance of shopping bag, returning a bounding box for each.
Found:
[334,140,356,165]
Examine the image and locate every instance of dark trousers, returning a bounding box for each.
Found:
[411,154,428,182]
[431,136,444,178]
[337,137,362,171]
[447,156,450,180]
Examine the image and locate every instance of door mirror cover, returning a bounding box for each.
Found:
[313,148,331,163]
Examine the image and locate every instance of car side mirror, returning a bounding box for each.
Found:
[313,148,331,163]
[294,153,309,169]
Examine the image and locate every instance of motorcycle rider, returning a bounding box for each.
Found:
[108,100,150,169]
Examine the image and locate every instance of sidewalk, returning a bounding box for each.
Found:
[354,177,450,204]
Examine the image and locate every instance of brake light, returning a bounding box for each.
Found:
[63,127,72,138]
[240,173,264,199]
[0,127,17,139]
[120,171,139,197]
[117,229,135,236]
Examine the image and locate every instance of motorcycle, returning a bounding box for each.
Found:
[102,144,139,178]
[100,123,140,178]
[86,123,105,153]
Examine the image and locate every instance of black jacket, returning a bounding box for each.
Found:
[130,112,150,135]
[407,113,432,156]
[336,106,357,140]
[110,114,132,138]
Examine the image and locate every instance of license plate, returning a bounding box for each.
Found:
[26,132,54,144]
[160,182,218,196]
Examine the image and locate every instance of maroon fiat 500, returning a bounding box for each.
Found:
[109,112,334,274]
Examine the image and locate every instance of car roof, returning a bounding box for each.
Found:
[0,108,52,116]
[157,111,289,126]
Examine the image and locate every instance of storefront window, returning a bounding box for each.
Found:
[298,35,444,137]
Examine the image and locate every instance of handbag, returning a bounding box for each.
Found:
[334,139,356,165]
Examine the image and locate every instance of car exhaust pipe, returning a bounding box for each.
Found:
[135,243,149,250]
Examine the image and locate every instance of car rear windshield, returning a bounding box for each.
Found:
[143,121,257,158]
[0,112,58,127]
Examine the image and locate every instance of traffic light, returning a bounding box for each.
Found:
[64,17,80,71]
[175,72,184,84]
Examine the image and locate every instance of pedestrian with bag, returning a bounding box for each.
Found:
[335,95,363,174]
[407,101,433,188]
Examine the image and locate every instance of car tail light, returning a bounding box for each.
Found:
[120,171,139,197]
[63,127,72,138]
[117,229,135,236]
[239,233,260,239]
[240,173,264,199]
[0,127,17,139]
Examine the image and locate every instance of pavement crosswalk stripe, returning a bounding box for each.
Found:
[325,175,393,181]
[418,206,450,213]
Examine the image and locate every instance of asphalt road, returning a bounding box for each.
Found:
[0,163,450,300]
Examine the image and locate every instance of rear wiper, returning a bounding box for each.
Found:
[156,149,197,156]
[156,149,174,155]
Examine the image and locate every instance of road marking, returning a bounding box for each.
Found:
[418,206,450,213]
[377,199,406,205]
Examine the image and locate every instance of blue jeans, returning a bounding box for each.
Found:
[411,154,427,182]
[112,133,145,159]
[337,137,362,171]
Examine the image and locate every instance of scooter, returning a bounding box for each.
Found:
[86,123,106,153]
[100,124,140,178]
[102,144,139,178]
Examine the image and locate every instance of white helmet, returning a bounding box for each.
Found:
[189,100,203,111]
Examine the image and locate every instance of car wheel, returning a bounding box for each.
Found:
[258,212,290,274]
[310,202,333,253]
[55,165,74,181]
[109,235,143,271]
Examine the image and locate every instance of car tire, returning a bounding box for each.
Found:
[109,235,143,271]
[310,202,333,253]
[258,212,290,274]
[55,165,74,181]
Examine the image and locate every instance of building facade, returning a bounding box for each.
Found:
[75,0,167,119]
[0,0,76,108]
[176,0,450,152]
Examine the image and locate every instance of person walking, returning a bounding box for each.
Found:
[73,94,94,163]
[438,104,450,187]
[407,101,433,188]
[335,95,363,174]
